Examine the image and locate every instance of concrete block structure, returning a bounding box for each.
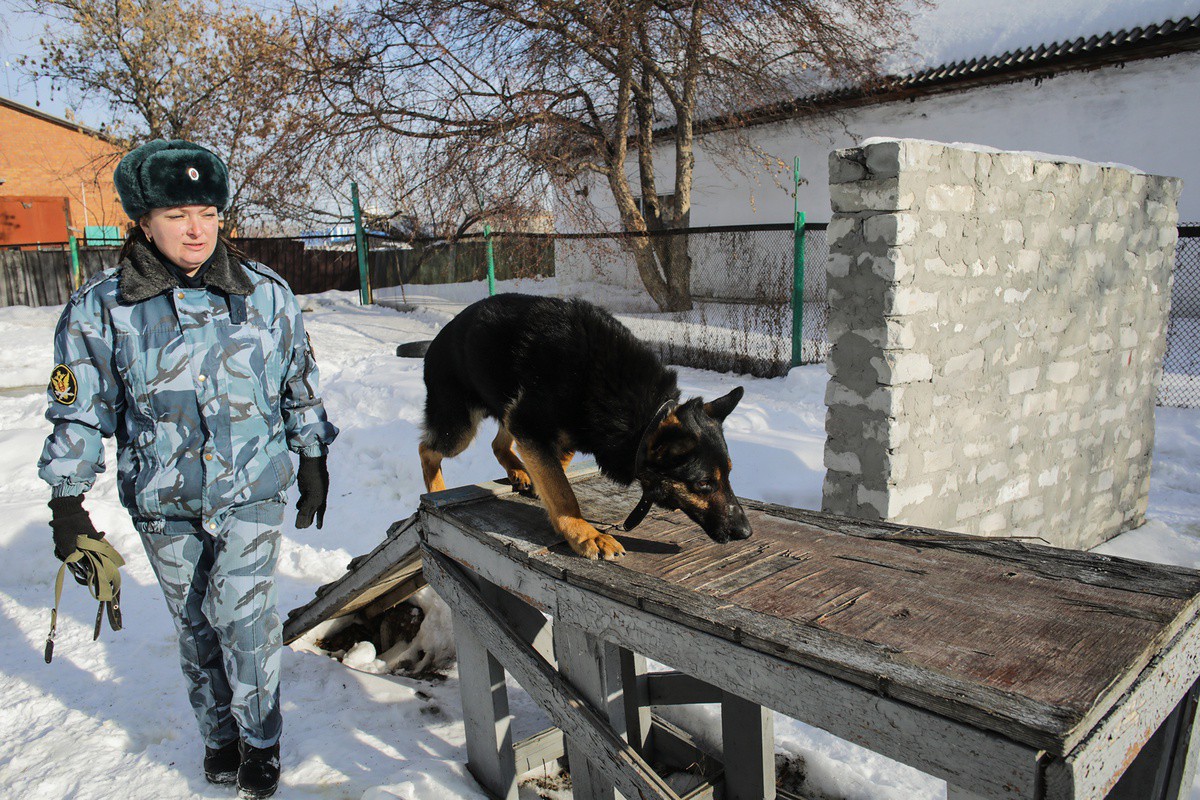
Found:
[821,138,1181,549]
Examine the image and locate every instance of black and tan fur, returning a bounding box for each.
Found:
[419,294,751,559]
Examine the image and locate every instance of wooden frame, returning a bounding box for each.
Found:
[417,473,1200,800]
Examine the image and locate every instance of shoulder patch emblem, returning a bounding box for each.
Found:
[50,364,78,405]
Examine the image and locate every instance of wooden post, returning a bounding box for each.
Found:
[722,690,776,800]
[420,547,680,800]
[554,622,627,800]
[620,649,653,757]
[1109,680,1200,800]
[453,581,518,800]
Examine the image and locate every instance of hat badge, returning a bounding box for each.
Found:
[187,166,200,181]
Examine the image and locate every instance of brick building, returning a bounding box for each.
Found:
[1,96,127,246]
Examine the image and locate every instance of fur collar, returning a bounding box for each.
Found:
[119,239,254,303]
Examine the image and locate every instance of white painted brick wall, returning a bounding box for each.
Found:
[822,139,1181,549]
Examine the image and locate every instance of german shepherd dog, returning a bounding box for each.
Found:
[419,294,752,559]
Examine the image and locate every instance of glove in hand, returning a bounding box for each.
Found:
[295,454,329,530]
[49,495,105,585]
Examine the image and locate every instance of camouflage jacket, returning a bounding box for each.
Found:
[38,240,338,534]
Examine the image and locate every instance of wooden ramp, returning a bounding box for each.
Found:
[419,470,1200,800]
[283,513,426,645]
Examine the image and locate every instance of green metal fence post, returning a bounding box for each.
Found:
[351,181,372,305]
[68,234,81,290]
[484,222,497,296]
[791,157,806,367]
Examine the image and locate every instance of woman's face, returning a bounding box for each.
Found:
[140,205,220,273]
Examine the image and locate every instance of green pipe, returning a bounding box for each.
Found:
[791,157,806,367]
[351,182,372,305]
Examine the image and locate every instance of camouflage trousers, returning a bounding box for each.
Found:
[137,497,285,749]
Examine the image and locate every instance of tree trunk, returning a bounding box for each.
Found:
[628,233,692,312]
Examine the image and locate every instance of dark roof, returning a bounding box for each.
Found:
[685,14,1200,136]
[0,95,115,142]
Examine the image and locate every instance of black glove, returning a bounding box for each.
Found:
[49,495,104,584]
[295,454,329,530]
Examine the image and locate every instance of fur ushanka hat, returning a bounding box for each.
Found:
[114,139,230,220]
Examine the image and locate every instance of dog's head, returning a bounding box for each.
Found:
[639,387,752,543]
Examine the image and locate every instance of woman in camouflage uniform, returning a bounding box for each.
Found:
[38,140,338,799]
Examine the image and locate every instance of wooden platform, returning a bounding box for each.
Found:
[282,514,425,645]
[419,468,1200,800]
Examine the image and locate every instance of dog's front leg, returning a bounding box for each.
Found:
[517,442,626,560]
[491,425,533,493]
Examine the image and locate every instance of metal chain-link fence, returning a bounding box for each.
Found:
[5,224,1196,406]
[1161,227,1200,408]
[544,223,827,378]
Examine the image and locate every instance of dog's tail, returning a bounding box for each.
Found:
[396,340,434,358]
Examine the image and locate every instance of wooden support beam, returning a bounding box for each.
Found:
[1109,681,1200,800]
[359,571,427,620]
[422,511,1042,797]
[555,622,627,800]
[647,671,722,706]
[621,650,654,756]
[454,600,517,800]
[514,727,565,777]
[721,690,776,800]
[422,546,683,800]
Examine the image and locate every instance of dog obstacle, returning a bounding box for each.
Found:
[418,467,1200,800]
[283,514,426,645]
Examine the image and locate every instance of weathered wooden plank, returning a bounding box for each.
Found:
[554,622,625,800]
[282,514,425,644]
[513,727,565,777]
[430,500,1074,753]
[743,500,1200,601]
[646,671,722,706]
[621,650,653,755]
[1042,621,1200,798]
[421,480,515,510]
[426,475,1200,756]
[721,690,775,800]
[946,789,990,800]
[453,591,517,800]
[423,514,1040,798]
[649,716,723,779]
[421,547,683,800]
[1108,685,1192,799]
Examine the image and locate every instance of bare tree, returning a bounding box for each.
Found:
[298,0,918,310]
[19,0,324,229]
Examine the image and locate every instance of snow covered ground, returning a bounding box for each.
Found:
[2,280,1200,799]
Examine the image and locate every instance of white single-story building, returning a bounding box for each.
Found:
[556,4,1200,302]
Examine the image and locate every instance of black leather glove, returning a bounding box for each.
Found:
[295,454,329,530]
[49,495,104,584]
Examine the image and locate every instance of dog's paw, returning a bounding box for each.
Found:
[508,469,534,495]
[594,533,626,560]
[563,521,625,560]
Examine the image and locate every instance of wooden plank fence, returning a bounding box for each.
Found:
[0,239,360,308]
[0,247,117,307]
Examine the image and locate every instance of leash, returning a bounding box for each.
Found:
[45,536,124,664]
[619,400,677,532]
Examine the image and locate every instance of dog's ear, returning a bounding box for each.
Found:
[703,386,744,422]
[647,415,696,470]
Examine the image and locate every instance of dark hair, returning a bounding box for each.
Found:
[118,221,247,263]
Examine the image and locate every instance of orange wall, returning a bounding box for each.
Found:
[0,103,128,241]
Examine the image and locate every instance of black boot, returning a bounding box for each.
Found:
[203,740,240,785]
[237,741,280,799]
